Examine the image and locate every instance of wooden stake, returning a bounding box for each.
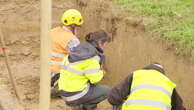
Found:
[0,28,20,100]
[39,0,51,109]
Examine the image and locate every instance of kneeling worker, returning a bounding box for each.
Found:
[108,63,186,110]
[58,29,111,110]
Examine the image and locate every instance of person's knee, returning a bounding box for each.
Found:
[98,85,110,98]
[103,86,110,96]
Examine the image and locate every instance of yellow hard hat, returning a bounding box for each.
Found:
[61,9,83,26]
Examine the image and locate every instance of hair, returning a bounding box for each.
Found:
[152,62,163,69]
[85,29,111,45]
[143,62,165,74]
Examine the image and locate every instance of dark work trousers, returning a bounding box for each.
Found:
[112,105,122,110]
[63,84,110,110]
[81,84,110,110]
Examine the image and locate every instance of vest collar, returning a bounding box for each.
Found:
[87,41,105,65]
[143,64,165,74]
[62,26,72,32]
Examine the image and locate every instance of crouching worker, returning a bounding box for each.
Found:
[58,29,111,110]
[50,9,83,97]
[108,63,186,110]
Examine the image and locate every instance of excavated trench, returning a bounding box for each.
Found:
[0,0,194,110]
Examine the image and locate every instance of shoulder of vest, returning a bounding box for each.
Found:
[51,27,61,31]
[133,69,176,87]
[52,27,73,34]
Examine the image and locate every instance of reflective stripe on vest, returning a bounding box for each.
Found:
[125,99,171,110]
[51,61,62,65]
[51,52,65,59]
[61,56,101,75]
[123,70,176,110]
[61,65,83,75]
[131,84,171,98]
[61,66,100,75]
[62,83,90,101]
[84,68,100,74]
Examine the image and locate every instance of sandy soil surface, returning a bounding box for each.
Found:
[0,0,193,110]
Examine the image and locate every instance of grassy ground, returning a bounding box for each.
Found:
[113,0,194,60]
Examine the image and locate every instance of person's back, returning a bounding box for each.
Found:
[58,42,103,92]
[51,26,78,73]
[51,9,83,76]
[108,63,186,110]
[122,69,175,110]
[58,29,111,110]
[50,9,83,97]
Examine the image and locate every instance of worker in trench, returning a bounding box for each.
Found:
[57,29,111,110]
[108,63,186,110]
[50,9,83,96]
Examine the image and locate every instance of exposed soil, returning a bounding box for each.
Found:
[0,0,193,110]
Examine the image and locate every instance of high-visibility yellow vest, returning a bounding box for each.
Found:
[58,55,104,101]
[122,69,176,110]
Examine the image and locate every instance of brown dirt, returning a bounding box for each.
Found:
[0,0,193,110]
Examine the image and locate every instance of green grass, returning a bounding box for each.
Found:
[113,0,194,60]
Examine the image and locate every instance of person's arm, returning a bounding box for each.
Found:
[66,38,80,52]
[108,73,133,105]
[84,59,104,84]
[171,89,186,110]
